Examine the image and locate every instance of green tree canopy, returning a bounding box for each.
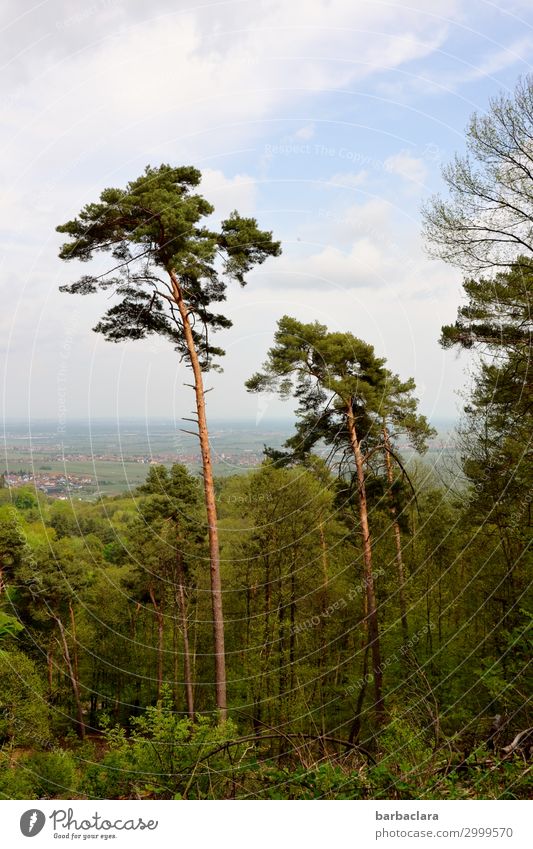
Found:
[57,164,281,367]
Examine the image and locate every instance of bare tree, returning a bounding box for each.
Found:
[423,75,533,272]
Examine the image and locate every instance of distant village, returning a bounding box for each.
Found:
[1,445,267,499]
[2,470,94,497]
[1,430,454,501]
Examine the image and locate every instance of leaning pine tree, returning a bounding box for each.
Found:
[56,165,281,719]
[246,316,432,726]
[246,317,389,723]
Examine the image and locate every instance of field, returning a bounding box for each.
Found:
[1,417,458,499]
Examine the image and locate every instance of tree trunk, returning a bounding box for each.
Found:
[383,423,409,644]
[346,402,384,724]
[55,615,85,740]
[289,564,296,693]
[262,552,272,730]
[319,520,329,596]
[47,642,54,697]
[318,520,329,739]
[175,547,195,720]
[349,640,370,744]
[148,586,164,701]
[68,601,80,684]
[277,575,286,718]
[169,270,227,720]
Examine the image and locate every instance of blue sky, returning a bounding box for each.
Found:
[2,0,532,426]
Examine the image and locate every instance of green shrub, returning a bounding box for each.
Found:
[250,763,366,799]
[22,751,78,798]
[0,649,49,747]
[0,754,37,799]
[82,689,238,799]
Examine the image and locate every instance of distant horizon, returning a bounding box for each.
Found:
[1,414,458,425]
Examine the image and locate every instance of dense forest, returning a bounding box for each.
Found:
[0,77,531,801]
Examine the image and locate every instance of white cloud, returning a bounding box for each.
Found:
[1,0,474,419]
[327,170,368,188]
[291,124,316,141]
[198,169,258,219]
[1,0,455,172]
[457,36,533,83]
[384,151,428,185]
[377,35,533,100]
[300,199,395,248]
[295,239,389,288]
[259,194,458,298]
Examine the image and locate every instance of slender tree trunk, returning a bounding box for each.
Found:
[319,520,329,596]
[175,547,195,720]
[383,422,409,644]
[47,642,54,697]
[68,601,80,684]
[289,563,296,693]
[55,615,85,739]
[148,586,164,701]
[319,520,329,738]
[169,270,227,720]
[277,571,286,718]
[349,589,369,744]
[349,641,370,744]
[278,592,288,762]
[346,402,384,724]
[426,576,433,655]
[262,552,272,730]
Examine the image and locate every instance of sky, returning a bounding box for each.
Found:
[1,0,532,428]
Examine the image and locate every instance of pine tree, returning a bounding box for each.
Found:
[56,165,281,718]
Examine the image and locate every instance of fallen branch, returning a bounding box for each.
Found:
[501,727,533,757]
[197,732,376,766]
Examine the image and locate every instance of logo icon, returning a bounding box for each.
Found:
[20,810,46,837]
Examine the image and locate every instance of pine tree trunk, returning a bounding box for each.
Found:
[262,552,272,730]
[47,642,54,697]
[175,546,195,720]
[169,270,227,720]
[278,566,286,719]
[349,641,370,744]
[346,402,384,724]
[148,586,164,701]
[68,601,80,683]
[349,587,369,743]
[319,520,329,739]
[55,615,85,739]
[289,565,296,693]
[383,423,409,644]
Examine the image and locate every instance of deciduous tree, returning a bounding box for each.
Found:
[423,75,533,271]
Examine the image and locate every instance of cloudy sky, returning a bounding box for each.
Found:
[2,0,532,427]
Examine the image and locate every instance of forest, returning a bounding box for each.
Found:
[0,77,531,801]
